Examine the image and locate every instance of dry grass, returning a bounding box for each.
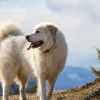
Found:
[1,79,100,100]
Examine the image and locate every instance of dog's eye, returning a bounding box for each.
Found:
[36,30,40,34]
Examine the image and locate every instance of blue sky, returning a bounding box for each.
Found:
[0,0,100,68]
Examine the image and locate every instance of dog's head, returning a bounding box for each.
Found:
[26,24,57,51]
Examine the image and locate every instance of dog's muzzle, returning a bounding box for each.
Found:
[26,35,30,41]
[26,35,44,50]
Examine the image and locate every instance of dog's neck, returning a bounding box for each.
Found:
[43,36,56,54]
[43,42,56,53]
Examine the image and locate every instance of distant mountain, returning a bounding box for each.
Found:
[54,66,96,90]
[0,67,96,95]
[28,66,96,90]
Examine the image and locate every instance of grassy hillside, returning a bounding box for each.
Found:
[0,79,100,100]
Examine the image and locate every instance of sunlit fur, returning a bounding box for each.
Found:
[0,24,30,100]
[25,24,68,100]
[0,23,67,100]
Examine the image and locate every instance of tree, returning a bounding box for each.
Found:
[96,48,100,60]
[92,48,100,78]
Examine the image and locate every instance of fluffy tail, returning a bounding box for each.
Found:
[0,24,22,40]
[91,67,100,78]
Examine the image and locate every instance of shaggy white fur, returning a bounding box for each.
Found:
[25,24,68,100]
[0,24,67,100]
[0,24,31,100]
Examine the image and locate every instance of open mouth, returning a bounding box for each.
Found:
[27,40,44,50]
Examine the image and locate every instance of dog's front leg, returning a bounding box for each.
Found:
[48,78,56,100]
[2,82,10,100]
[37,77,47,100]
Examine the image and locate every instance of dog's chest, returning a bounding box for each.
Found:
[33,50,57,71]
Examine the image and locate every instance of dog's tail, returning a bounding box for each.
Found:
[0,24,22,40]
[91,67,100,78]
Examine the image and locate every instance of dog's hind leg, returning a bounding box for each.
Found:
[19,83,27,100]
[17,67,27,100]
[18,77,27,100]
[2,82,11,100]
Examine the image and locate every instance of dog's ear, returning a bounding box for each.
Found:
[46,25,57,35]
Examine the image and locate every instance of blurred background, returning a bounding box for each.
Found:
[0,0,100,92]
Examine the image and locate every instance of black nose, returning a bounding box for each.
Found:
[26,35,30,40]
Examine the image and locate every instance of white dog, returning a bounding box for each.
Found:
[0,23,67,100]
[0,24,31,100]
[25,24,68,100]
